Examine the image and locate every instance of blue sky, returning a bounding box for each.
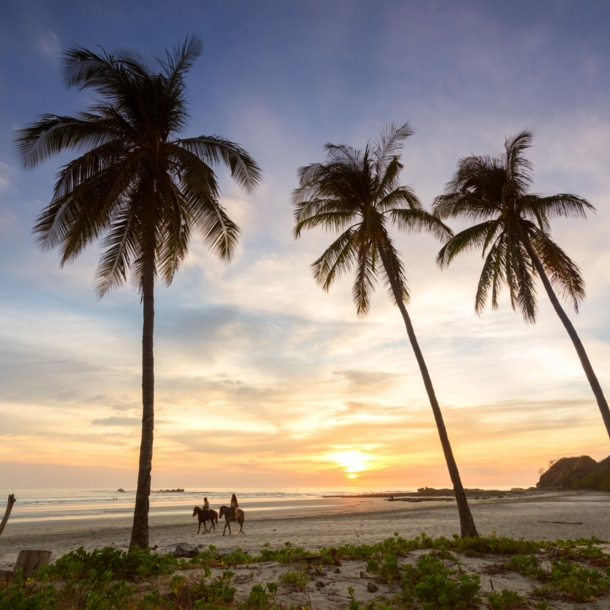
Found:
[1,0,609,489]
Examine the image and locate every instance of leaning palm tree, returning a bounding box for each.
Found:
[433,130,610,439]
[293,123,479,537]
[14,36,261,548]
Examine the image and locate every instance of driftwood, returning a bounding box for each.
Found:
[538,520,583,525]
[0,494,16,537]
[13,550,53,578]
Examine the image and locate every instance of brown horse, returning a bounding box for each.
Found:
[218,505,245,535]
[192,506,218,534]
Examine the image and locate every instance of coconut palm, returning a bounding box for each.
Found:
[14,37,261,548]
[433,130,610,439]
[293,123,479,537]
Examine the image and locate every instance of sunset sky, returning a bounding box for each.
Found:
[1,0,609,490]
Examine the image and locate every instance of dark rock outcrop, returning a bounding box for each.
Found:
[537,456,598,489]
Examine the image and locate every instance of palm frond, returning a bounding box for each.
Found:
[529,194,595,221]
[474,236,505,314]
[14,114,120,169]
[387,208,452,243]
[352,242,378,316]
[437,220,501,268]
[378,236,409,306]
[93,205,138,297]
[311,227,359,291]
[178,136,262,192]
[373,122,413,177]
[527,224,586,312]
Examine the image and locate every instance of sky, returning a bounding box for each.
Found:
[1,0,610,490]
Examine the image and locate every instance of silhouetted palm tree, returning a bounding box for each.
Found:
[14,37,261,548]
[293,123,479,537]
[433,130,610,439]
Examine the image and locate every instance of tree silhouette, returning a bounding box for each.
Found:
[434,130,609,439]
[293,123,479,537]
[14,36,261,548]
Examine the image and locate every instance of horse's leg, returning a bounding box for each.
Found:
[223,522,227,536]
[239,520,244,534]
[197,520,201,534]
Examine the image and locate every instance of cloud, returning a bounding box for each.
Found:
[36,29,60,56]
[91,416,141,426]
[0,162,15,191]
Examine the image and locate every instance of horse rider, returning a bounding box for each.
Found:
[203,497,210,519]
[230,493,239,520]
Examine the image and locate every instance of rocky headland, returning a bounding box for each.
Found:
[537,455,610,490]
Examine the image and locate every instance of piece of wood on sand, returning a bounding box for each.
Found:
[0,494,17,537]
[13,550,53,578]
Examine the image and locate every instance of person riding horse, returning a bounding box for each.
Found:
[230,493,238,520]
[203,497,210,520]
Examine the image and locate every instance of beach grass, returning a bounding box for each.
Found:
[2,533,610,609]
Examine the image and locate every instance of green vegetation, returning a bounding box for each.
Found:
[572,468,610,491]
[278,569,309,590]
[487,589,527,610]
[400,554,481,609]
[2,534,610,608]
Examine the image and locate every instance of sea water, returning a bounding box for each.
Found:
[0,487,412,525]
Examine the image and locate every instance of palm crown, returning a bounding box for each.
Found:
[14,36,261,296]
[293,122,450,315]
[433,130,593,322]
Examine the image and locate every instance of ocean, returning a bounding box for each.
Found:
[0,487,411,526]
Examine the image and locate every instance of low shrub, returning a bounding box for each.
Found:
[401,553,481,609]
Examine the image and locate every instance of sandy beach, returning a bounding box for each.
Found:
[2,490,609,570]
[3,490,610,608]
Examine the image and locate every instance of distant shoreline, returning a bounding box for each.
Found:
[322,486,540,500]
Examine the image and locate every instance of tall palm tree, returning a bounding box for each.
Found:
[14,36,262,548]
[433,130,610,439]
[293,123,479,537]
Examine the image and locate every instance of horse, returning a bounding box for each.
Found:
[192,506,218,534]
[218,505,245,535]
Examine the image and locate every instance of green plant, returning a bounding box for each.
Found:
[279,568,309,590]
[401,553,481,609]
[549,558,610,602]
[83,580,136,610]
[0,573,56,610]
[40,546,179,582]
[366,553,400,584]
[238,584,273,609]
[487,589,527,610]
[504,555,544,579]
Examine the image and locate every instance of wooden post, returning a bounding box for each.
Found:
[14,550,53,578]
[0,494,16,537]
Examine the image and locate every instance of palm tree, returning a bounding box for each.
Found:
[293,123,479,537]
[14,37,262,549]
[433,130,610,439]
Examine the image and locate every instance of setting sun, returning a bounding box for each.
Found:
[324,450,378,478]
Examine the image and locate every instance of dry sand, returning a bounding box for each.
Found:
[2,490,610,608]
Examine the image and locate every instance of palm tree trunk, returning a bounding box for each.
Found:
[130,242,156,549]
[378,249,478,537]
[524,240,610,440]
